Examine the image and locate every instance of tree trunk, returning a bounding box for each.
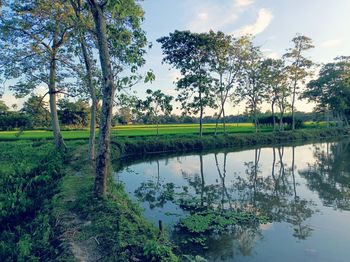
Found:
[222,104,226,134]
[199,106,203,137]
[291,81,297,130]
[271,100,276,131]
[214,109,221,136]
[89,1,116,198]
[49,50,65,150]
[254,106,258,133]
[89,100,97,160]
[80,36,97,161]
[214,107,222,136]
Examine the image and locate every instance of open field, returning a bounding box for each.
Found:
[0,122,328,140]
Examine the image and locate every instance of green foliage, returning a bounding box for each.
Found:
[0,100,9,114]
[57,98,90,127]
[157,30,217,135]
[180,211,268,234]
[0,141,64,261]
[143,240,179,262]
[0,112,31,130]
[140,89,174,128]
[21,95,50,128]
[304,56,350,123]
[0,0,76,97]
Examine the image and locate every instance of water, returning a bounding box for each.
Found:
[114,140,350,261]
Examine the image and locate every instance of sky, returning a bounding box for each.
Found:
[2,0,350,115]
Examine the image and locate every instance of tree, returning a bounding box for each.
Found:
[21,95,50,127]
[115,107,132,125]
[208,32,250,135]
[0,112,31,130]
[0,100,8,114]
[0,0,76,150]
[304,56,350,126]
[57,98,90,127]
[70,0,101,161]
[236,41,266,132]
[284,35,314,130]
[261,58,290,130]
[158,30,216,137]
[141,89,173,136]
[87,0,148,197]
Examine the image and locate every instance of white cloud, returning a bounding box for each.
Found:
[235,0,254,8]
[187,0,254,33]
[321,39,341,48]
[234,8,273,36]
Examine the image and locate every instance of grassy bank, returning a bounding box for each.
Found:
[0,122,328,141]
[111,127,350,159]
[53,141,178,261]
[0,140,178,261]
[0,141,69,261]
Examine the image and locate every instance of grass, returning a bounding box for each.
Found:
[0,122,329,140]
[52,140,179,261]
[0,141,68,261]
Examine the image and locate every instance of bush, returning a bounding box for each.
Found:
[0,142,64,261]
[0,112,32,131]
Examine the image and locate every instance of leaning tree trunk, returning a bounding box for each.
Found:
[74,0,99,162]
[89,1,116,198]
[49,50,65,150]
[80,37,97,161]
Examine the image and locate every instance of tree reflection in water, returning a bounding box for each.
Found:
[299,141,350,211]
[131,141,350,260]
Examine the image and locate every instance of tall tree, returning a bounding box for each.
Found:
[284,35,314,130]
[87,0,147,197]
[236,41,266,132]
[141,89,173,136]
[70,0,101,161]
[0,0,76,150]
[261,58,290,130]
[304,56,350,126]
[207,32,249,135]
[158,30,216,137]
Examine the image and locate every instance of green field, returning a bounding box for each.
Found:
[0,122,329,140]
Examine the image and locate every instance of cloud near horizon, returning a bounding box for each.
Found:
[321,39,342,48]
[187,0,254,32]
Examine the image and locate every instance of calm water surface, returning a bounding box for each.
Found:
[115,140,350,261]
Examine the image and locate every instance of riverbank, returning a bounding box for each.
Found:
[1,127,349,261]
[112,127,350,159]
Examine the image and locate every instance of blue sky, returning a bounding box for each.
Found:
[133,0,350,114]
[2,0,350,115]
